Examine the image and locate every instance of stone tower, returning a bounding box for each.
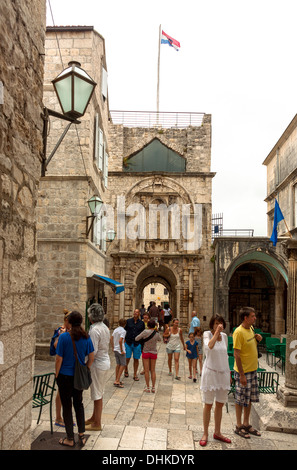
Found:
[105,112,215,328]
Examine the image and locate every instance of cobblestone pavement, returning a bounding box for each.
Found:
[32,338,297,452]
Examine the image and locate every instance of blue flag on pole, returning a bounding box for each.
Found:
[270,198,284,246]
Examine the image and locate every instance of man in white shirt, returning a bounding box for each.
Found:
[85,303,110,431]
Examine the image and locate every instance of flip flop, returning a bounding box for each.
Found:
[55,421,65,427]
[114,383,124,388]
[133,376,139,381]
[124,372,129,377]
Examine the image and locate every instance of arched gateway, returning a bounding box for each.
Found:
[213,237,288,334]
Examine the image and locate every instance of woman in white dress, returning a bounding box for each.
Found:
[199,314,231,446]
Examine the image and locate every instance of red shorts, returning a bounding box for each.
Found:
[142,352,157,360]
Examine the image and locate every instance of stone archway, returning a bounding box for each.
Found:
[225,250,288,335]
[213,238,289,334]
[134,262,179,318]
[228,261,287,334]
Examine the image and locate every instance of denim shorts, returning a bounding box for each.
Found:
[166,346,181,354]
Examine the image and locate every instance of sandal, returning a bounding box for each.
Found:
[59,437,75,447]
[151,387,155,393]
[144,387,150,393]
[133,376,139,381]
[78,434,87,447]
[114,383,124,388]
[234,426,250,439]
[124,371,129,377]
[243,425,261,436]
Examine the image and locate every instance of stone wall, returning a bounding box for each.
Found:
[0,1,46,450]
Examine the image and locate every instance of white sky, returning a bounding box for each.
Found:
[47,0,297,236]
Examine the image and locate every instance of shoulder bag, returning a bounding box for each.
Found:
[71,335,92,391]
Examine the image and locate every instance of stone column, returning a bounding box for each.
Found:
[278,240,297,407]
[176,285,181,320]
[275,286,286,335]
[188,268,194,325]
[119,262,125,318]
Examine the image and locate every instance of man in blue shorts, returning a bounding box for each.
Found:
[124,309,145,381]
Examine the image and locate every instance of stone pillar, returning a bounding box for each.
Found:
[119,263,125,319]
[176,285,181,320]
[278,240,297,407]
[275,286,286,335]
[188,268,194,325]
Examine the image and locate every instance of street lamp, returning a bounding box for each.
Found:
[106,229,116,242]
[41,61,97,176]
[86,195,103,238]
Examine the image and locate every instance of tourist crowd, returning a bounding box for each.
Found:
[50,303,262,448]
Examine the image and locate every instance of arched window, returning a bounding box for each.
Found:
[123,138,186,172]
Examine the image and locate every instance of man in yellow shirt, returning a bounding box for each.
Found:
[233,307,262,439]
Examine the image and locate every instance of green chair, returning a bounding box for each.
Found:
[258,332,271,350]
[32,373,56,434]
[228,355,234,371]
[227,339,234,356]
[280,344,286,374]
[265,337,280,365]
[272,343,282,369]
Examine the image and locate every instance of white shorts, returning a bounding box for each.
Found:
[202,388,228,405]
[90,367,109,401]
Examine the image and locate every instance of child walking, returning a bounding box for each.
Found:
[185,333,199,382]
[194,327,203,376]
[111,319,127,388]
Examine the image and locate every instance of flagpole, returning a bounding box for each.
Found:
[157,24,161,119]
[276,195,293,239]
[284,218,293,238]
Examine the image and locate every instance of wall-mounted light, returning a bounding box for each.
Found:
[106,229,116,242]
[41,61,97,177]
[86,195,103,238]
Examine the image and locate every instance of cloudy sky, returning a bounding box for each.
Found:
[46,0,297,236]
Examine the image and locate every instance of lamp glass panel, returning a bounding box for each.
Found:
[88,196,102,215]
[74,76,94,115]
[54,75,72,114]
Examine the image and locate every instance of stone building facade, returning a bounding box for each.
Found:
[0,1,46,450]
[36,26,113,355]
[105,114,215,328]
[212,114,297,335]
[263,113,297,239]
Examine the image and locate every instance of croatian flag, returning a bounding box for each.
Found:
[161,30,180,51]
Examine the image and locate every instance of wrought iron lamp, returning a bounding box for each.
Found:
[86,195,103,238]
[106,229,116,242]
[41,61,96,176]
